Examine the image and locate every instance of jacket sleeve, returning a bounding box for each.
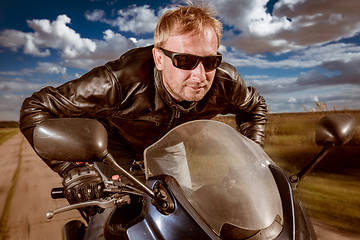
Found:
[228,67,268,147]
[19,65,120,176]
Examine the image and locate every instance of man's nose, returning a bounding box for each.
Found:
[191,61,206,79]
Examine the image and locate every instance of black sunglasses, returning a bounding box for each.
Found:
[160,48,222,72]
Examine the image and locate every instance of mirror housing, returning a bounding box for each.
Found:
[291,113,356,186]
[33,118,108,162]
[315,114,356,146]
[34,118,157,200]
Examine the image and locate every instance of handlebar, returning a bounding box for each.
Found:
[47,182,138,219]
[51,187,65,199]
[46,198,122,219]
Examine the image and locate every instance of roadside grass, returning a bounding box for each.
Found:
[216,110,360,234]
[264,111,360,234]
[296,172,360,233]
[0,129,19,145]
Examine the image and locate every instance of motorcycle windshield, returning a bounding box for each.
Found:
[144,120,283,235]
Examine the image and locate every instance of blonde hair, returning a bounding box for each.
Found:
[154,1,223,48]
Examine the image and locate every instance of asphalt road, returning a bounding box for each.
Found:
[0,133,82,240]
[0,133,358,240]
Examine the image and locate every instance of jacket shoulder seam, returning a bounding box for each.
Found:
[105,63,122,117]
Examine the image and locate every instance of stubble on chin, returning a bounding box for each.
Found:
[182,85,210,101]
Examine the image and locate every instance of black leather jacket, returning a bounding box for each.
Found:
[19,45,268,175]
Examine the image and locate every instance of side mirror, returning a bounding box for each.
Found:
[315,114,356,146]
[34,118,157,200]
[291,113,356,186]
[33,118,108,162]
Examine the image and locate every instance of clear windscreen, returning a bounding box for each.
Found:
[144,120,283,235]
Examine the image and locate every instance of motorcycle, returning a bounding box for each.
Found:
[33,113,356,240]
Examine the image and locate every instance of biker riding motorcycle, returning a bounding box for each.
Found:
[19,2,268,240]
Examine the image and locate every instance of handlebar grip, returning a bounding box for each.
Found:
[51,187,65,199]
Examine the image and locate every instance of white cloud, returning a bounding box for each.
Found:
[223,42,360,72]
[0,94,26,121]
[208,0,292,52]
[294,43,360,64]
[208,0,360,54]
[86,5,160,35]
[85,9,105,21]
[129,37,154,48]
[0,15,140,70]
[23,34,51,57]
[288,97,297,103]
[63,29,136,69]
[243,75,269,80]
[246,76,298,94]
[0,79,47,92]
[35,62,67,75]
[0,29,27,52]
[0,75,69,121]
[263,83,360,113]
[0,15,97,58]
[0,62,66,76]
[114,5,159,34]
[0,70,31,76]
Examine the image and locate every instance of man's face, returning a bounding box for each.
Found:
[153,27,219,102]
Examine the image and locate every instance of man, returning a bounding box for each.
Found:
[20,2,267,239]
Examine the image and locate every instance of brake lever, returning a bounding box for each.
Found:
[46,198,121,219]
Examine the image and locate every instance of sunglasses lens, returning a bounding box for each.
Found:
[161,48,222,71]
[174,55,221,71]
[203,56,222,71]
[173,55,199,70]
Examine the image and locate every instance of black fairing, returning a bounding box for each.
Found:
[104,175,219,240]
[104,167,317,240]
[269,165,317,240]
[104,196,144,240]
[63,220,86,240]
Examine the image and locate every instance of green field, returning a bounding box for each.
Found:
[216,111,360,234]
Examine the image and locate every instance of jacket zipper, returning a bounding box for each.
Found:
[168,109,180,130]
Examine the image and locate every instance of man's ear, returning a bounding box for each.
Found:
[152,47,164,71]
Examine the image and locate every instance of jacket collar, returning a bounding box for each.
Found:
[154,68,197,113]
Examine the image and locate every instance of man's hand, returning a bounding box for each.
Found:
[62,165,104,204]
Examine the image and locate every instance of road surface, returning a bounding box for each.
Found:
[0,133,358,239]
[0,133,82,240]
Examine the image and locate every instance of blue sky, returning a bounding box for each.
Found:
[0,0,359,121]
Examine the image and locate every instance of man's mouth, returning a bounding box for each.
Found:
[189,86,205,93]
[187,84,206,91]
